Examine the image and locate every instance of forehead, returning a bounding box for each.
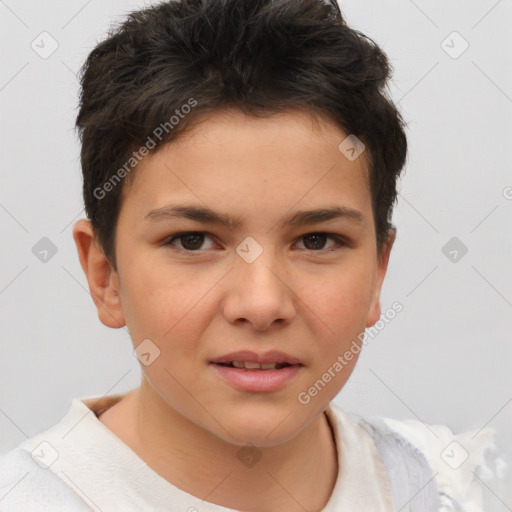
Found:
[120,108,372,221]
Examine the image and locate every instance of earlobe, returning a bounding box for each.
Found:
[365,229,396,328]
[72,219,126,329]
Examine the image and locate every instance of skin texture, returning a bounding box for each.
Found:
[73,108,394,511]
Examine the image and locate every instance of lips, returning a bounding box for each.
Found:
[209,350,304,391]
[209,350,302,368]
[210,351,303,392]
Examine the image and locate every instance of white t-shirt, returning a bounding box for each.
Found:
[0,394,504,511]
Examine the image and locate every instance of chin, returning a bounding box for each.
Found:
[211,406,308,448]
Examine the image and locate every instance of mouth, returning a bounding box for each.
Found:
[209,350,302,368]
[212,361,297,370]
[209,351,303,392]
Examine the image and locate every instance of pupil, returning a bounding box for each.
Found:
[304,233,326,250]
[182,233,203,250]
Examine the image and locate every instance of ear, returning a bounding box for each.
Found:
[366,228,396,328]
[72,219,126,329]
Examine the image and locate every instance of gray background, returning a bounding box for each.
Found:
[1,0,511,507]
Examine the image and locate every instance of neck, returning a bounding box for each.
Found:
[102,381,339,512]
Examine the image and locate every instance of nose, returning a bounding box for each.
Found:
[222,244,296,332]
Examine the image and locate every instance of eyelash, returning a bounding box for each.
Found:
[163,231,348,254]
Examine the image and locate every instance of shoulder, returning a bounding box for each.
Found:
[0,446,93,511]
[328,403,441,511]
[379,417,508,511]
[330,403,508,512]
[0,395,104,511]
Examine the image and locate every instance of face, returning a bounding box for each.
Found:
[77,108,393,448]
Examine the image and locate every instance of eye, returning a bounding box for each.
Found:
[164,232,217,252]
[163,231,347,253]
[295,233,346,251]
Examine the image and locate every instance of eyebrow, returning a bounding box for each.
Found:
[143,203,366,230]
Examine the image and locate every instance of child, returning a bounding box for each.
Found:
[0,0,504,510]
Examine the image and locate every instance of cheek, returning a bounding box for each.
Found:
[312,262,374,316]
[119,266,217,366]
[117,261,186,341]
[305,264,375,350]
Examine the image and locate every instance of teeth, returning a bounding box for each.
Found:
[244,361,261,369]
[231,361,279,370]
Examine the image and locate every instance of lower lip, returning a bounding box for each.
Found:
[209,363,302,392]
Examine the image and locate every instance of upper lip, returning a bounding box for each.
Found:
[210,350,302,365]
